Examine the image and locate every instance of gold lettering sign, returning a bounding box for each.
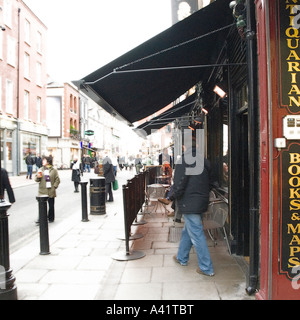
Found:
[281,143,300,280]
[278,0,300,113]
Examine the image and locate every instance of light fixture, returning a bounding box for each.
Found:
[213,82,227,99]
[201,108,208,115]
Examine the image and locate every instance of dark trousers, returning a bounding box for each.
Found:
[74,182,79,191]
[48,197,55,222]
[105,183,113,202]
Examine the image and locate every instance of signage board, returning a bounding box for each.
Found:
[278,0,300,114]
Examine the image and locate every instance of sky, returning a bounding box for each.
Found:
[23,0,172,82]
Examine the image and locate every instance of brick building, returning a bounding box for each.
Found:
[46,81,81,168]
[0,0,48,175]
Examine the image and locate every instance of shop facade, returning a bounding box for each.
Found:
[0,115,48,175]
[77,0,300,299]
[255,0,300,300]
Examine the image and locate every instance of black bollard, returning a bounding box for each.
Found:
[0,200,17,300]
[80,182,89,222]
[36,196,50,255]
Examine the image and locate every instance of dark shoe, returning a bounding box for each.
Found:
[48,220,54,223]
[158,198,171,205]
[196,267,215,277]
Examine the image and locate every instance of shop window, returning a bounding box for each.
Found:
[21,133,40,173]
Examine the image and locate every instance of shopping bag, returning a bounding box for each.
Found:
[113,179,119,191]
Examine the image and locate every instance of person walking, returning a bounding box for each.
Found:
[103,154,115,202]
[35,156,60,223]
[134,154,143,174]
[168,137,215,277]
[25,152,35,179]
[71,157,81,193]
[35,153,43,171]
[0,168,15,204]
[85,155,91,173]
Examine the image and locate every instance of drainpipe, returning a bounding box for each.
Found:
[245,0,259,295]
[16,8,21,176]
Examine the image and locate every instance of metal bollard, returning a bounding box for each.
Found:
[80,182,89,222]
[36,196,50,255]
[0,200,17,300]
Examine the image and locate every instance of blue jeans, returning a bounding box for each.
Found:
[27,165,33,179]
[177,213,214,274]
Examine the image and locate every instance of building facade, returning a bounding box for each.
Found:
[0,0,48,175]
[46,82,81,168]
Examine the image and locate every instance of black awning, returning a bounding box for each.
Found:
[76,0,233,125]
[136,93,196,135]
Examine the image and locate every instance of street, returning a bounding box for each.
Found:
[8,169,135,253]
[8,170,83,252]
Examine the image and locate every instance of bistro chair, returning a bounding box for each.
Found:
[202,190,231,255]
[145,184,168,215]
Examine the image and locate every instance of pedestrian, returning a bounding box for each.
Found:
[35,153,43,171]
[134,154,143,174]
[25,152,35,179]
[0,168,15,204]
[85,155,91,173]
[159,148,173,168]
[166,136,215,277]
[103,154,115,202]
[71,156,81,193]
[111,153,118,177]
[35,156,60,223]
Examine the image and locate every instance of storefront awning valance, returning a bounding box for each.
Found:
[75,0,233,126]
[136,93,196,135]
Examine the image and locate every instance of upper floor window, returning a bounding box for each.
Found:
[37,97,41,123]
[24,90,29,120]
[7,36,16,67]
[74,97,77,114]
[70,94,73,112]
[6,79,14,114]
[24,53,30,79]
[37,31,42,53]
[0,32,3,60]
[25,20,31,44]
[36,62,42,86]
[3,0,12,29]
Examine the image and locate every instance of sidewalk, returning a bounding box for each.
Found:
[9,170,254,300]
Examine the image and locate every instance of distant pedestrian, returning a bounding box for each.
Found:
[103,154,115,202]
[25,152,35,179]
[85,155,91,173]
[71,156,81,193]
[111,154,118,177]
[0,168,15,204]
[35,153,43,171]
[35,156,60,223]
[135,154,143,174]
